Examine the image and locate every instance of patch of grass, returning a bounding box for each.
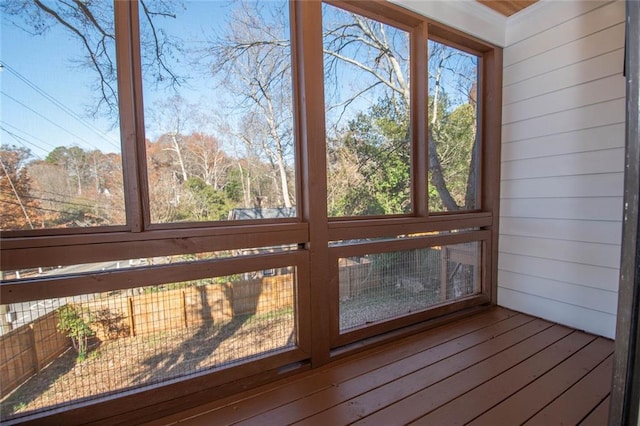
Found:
[12,402,27,412]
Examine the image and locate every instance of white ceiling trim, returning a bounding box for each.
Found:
[391,0,508,46]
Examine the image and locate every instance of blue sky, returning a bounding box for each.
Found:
[2,2,122,157]
[0,1,237,158]
[1,0,475,162]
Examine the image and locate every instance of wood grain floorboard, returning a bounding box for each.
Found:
[524,355,614,426]
[239,313,535,425]
[355,323,580,426]
[468,337,613,426]
[580,396,611,426]
[163,308,516,426]
[298,318,554,425]
[146,308,614,426]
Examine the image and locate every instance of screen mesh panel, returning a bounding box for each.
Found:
[0,268,296,419]
[339,242,480,331]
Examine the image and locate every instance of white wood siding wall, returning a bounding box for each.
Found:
[498,0,626,338]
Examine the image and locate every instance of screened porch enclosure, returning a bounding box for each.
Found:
[0,0,632,424]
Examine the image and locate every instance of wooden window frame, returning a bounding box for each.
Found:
[329,230,492,348]
[0,0,502,423]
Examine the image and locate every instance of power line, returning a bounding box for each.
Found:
[1,198,108,217]
[1,62,121,150]
[1,191,126,214]
[1,121,60,152]
[0,158,34,228]
[1,126,48,159]
[31,188,124,207]
[0,190,125,212]
[1,187,126,210]
[1,90,113,154]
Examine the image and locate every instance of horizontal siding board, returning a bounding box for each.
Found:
[502,98,625,143]
[500,197,623,222]
[497,287,616,338]
[500,174,624,199]
[503,75,625,124]
[500,0,622,345]
[506,0,611,45]
[498,253,619,293]
[499,217,622,245]
[501,148,624,179]
[498,270,618,314]
[504,23,624,86]
[499,234,621,269]
[504,1,624,67]
[502,124,625,161]
[504,48,624,105]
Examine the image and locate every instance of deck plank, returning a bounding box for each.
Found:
[580,396,611,426]
[147,307,614,426]
[353,324,585,426]
[163,308,518,426]
[416,335,612,425]
[295,318,558,425]
[524,354,614,426]
[238,313,536,425]
[468,337,613,426]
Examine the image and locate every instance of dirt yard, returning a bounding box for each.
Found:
[1,311,294,420]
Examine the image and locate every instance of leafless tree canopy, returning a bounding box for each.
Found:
[2,0,184,118]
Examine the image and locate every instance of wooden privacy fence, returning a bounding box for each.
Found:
[84,274,295,339]
[0,275,294,397]
[0,311,70,397]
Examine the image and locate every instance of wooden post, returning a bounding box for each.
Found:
[292,0,330,366]
[610,1,640,424]
[440,247,448,302]
[127,297,135,337]
[181,290,188,329]
[28,324,39,373]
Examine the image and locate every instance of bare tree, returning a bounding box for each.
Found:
[209,2,476,212]
[207,1,294,209]
[2,0,183,118]
[324,6,477,211]
[184,133,230,190]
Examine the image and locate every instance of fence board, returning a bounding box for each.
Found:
[0,311,69,397]
[0,275,296,397]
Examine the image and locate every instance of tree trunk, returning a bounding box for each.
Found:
[464,132,479,209]
[429,132,459,211]
[170,134,188,183]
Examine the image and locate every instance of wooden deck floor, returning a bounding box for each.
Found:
[150,307,614,425]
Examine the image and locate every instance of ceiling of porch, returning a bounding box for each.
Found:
[477,0,539,16]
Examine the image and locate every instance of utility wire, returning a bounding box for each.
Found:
[0,190,125,212]
[1,62,120,150]
[1,126,48,159]
[0,157,34,229]
[1,91,111,154]
[29,188,124,207]
[1,198,108,216]
[1,121,60,152]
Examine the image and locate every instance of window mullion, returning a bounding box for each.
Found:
[114,0,147,232]
[413,22,429,217]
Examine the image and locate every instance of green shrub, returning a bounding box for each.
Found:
[57,304,95,361]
